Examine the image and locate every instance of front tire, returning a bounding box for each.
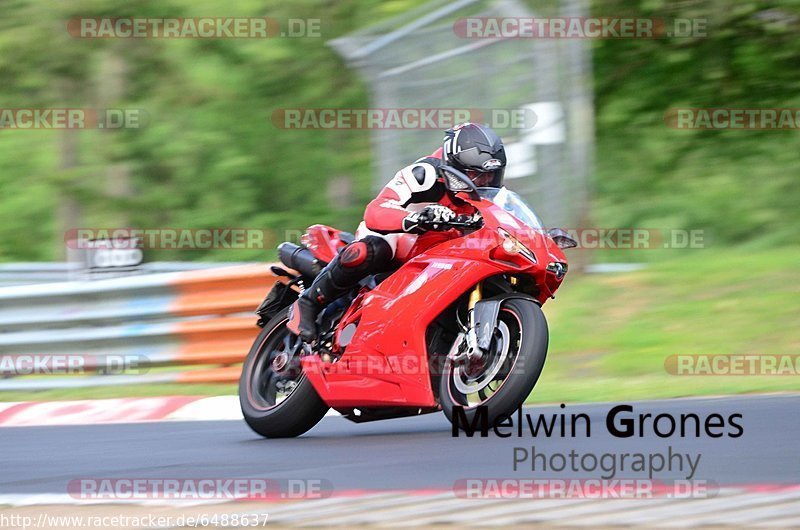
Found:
[239,308,329,438]
[440,297,548,429]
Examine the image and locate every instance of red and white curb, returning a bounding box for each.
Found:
[2,486,798,527]
[0,395,338,427]
[255,486,800,528]
[1,394,789,428]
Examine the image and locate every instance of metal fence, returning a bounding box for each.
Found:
[330,0,594,231]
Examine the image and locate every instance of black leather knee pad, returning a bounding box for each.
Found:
[360,236,393,271]
[301,237,394,305]
[329,236,393,286]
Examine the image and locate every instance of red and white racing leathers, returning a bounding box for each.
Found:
[356,148,476,259]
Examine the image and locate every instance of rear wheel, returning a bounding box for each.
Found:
[440,297,548,429]
[239,308,329,438]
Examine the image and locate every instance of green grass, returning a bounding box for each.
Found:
[529,247,800,403]
[1,248,798,404]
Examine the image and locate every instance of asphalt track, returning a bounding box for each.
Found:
[1,395,798,496]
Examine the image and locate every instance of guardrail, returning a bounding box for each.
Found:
[0,262,249,286]
[0,264,279,390]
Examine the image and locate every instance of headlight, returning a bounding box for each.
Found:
[497,228,537,264]
[546,261,568,279]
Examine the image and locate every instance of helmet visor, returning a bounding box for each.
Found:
[453,147,505,187]
[465,170,498,187]
[453,147,502,171]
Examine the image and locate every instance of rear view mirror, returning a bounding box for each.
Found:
[547,228,578,249]
[439,165,479,199]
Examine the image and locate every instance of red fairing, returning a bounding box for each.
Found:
[302,225,348,263]
[300,193,570,409]
[301,257,505,407]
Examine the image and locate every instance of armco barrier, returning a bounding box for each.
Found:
[0,261,242,286]
[0,264,279,390]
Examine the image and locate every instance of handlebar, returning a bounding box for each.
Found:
[435,214,483,230]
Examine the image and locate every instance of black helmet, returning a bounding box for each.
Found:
[442,122,506,188]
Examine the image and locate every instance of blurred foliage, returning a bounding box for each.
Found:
[0,0,798,262]
[0,0,429,261]
[591,0,800,250]
[530,246,800,403]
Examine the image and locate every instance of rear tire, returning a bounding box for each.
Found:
[239,309,329,438]
[440,297,548,430]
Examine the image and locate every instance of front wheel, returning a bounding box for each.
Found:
[239,308,329,438]
[440,297,548,430]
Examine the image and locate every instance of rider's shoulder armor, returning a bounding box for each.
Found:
[387,157,446,206]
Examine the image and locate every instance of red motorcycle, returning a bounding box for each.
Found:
[239,166,576,438]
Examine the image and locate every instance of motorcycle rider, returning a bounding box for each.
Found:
[287,122,507,341]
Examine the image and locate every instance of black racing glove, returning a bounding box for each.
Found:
[401,205,458,233]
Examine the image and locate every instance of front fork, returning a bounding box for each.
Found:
[450,281,509,365]
[449,282,485,363]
